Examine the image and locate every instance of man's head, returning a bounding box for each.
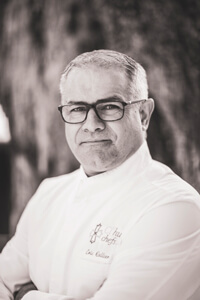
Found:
[59,50,154,176]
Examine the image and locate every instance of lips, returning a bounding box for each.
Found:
[80,139,111,145]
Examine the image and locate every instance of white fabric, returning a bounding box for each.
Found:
[1,142,200,300]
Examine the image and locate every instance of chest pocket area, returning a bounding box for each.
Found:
[81,223,122,263]
[67,223,123,298]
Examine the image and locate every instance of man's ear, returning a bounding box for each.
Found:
[139,98,154,131]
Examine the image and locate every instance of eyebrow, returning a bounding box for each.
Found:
[65,95,125,105]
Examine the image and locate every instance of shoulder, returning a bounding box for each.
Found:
[25,168,81,211]
[144,159,200,205]
[15,168,81,232]
[122,160,200,247]
[38,168,81,192]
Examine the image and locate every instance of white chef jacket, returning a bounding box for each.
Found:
[1,142,200,300]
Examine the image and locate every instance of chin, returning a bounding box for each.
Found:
[78,148,123,174]
[83,159,120,177]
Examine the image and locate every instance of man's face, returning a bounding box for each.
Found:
[61,66,145,176]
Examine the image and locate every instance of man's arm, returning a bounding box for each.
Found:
[14,282,37,300]
[0,277,13,299]
[0,221,31,299]
[0,181,46,300]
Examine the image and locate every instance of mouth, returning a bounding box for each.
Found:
[80,139,112,145]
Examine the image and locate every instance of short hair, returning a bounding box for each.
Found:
[60,49,148,99]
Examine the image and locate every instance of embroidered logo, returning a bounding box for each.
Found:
[89,223,122,245]
[90,223,102,243]
[83,224,123,263]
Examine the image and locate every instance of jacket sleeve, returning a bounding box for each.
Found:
[0,221,30,299]
[21,291,74,300]
[0,182,45,300]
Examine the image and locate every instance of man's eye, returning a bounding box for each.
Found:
[102,104,121,110]
[70,106,87,113]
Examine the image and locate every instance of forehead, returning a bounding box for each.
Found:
[61,66,130,103]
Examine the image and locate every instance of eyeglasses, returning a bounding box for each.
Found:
[58,99,146,124]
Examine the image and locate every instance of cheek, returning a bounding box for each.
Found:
[127,111,143,134]
[65,125,78,150]
[115,117,142,146]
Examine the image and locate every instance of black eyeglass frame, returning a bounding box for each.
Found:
[58,99,146,124]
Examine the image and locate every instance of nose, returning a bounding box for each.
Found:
[82,108,105,132]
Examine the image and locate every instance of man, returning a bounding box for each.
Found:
[1,49,200,300]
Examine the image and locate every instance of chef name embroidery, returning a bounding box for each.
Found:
[84,224,122,261]
[90,223,122,245]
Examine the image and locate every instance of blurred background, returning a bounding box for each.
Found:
[0,0,199,250]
